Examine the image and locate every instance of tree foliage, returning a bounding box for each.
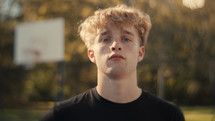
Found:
[0,0,214,106]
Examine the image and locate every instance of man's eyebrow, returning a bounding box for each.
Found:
[100,31,111,36]
[121,30,134,36]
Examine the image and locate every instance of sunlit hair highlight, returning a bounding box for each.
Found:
[78,4,152,49]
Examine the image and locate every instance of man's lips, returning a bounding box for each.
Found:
[108,54,125,60]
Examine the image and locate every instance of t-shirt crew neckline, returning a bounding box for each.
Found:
[91,87,146,109]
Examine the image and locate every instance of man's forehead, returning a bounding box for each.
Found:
[96,25,135,36]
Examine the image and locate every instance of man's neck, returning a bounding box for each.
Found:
[96,71,142,103]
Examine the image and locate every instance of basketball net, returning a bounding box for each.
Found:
[23,48,41,69]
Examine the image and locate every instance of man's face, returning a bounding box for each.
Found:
[88,24,145,78]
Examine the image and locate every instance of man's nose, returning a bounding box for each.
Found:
[110,40,122,51]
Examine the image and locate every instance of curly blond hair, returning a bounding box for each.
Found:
[78,4,152,49]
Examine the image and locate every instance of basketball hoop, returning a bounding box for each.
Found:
[23,48,41,69]
[14,18,65,68]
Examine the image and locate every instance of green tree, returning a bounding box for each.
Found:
[0,0,214,107]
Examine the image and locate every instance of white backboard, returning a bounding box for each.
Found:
[182,0,205,10]
[14,18,65,66]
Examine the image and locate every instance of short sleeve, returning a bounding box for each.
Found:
[40,107,56,121]
[171,106,185,121]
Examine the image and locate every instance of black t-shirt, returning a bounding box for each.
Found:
[40,88,185,121]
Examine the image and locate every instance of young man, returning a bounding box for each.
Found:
[41,5,185,121]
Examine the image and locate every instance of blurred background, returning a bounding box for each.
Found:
[0,0,215,121]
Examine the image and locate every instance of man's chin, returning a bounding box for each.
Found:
[106,69,128,78]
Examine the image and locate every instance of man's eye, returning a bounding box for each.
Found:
[122,37,131,42]
[103,38,110,43]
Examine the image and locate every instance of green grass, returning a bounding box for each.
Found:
[0,106,214,121]
[0,108,46,121]
[0,102,53,121]
[181,106,215,121]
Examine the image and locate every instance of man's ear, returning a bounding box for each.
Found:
[138,46,145,62]
[88,49,96,63]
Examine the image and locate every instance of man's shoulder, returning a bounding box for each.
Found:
[40,88,96,121]
[143,90,184,120]
[144,90,177,107]
[54,88,94,111]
